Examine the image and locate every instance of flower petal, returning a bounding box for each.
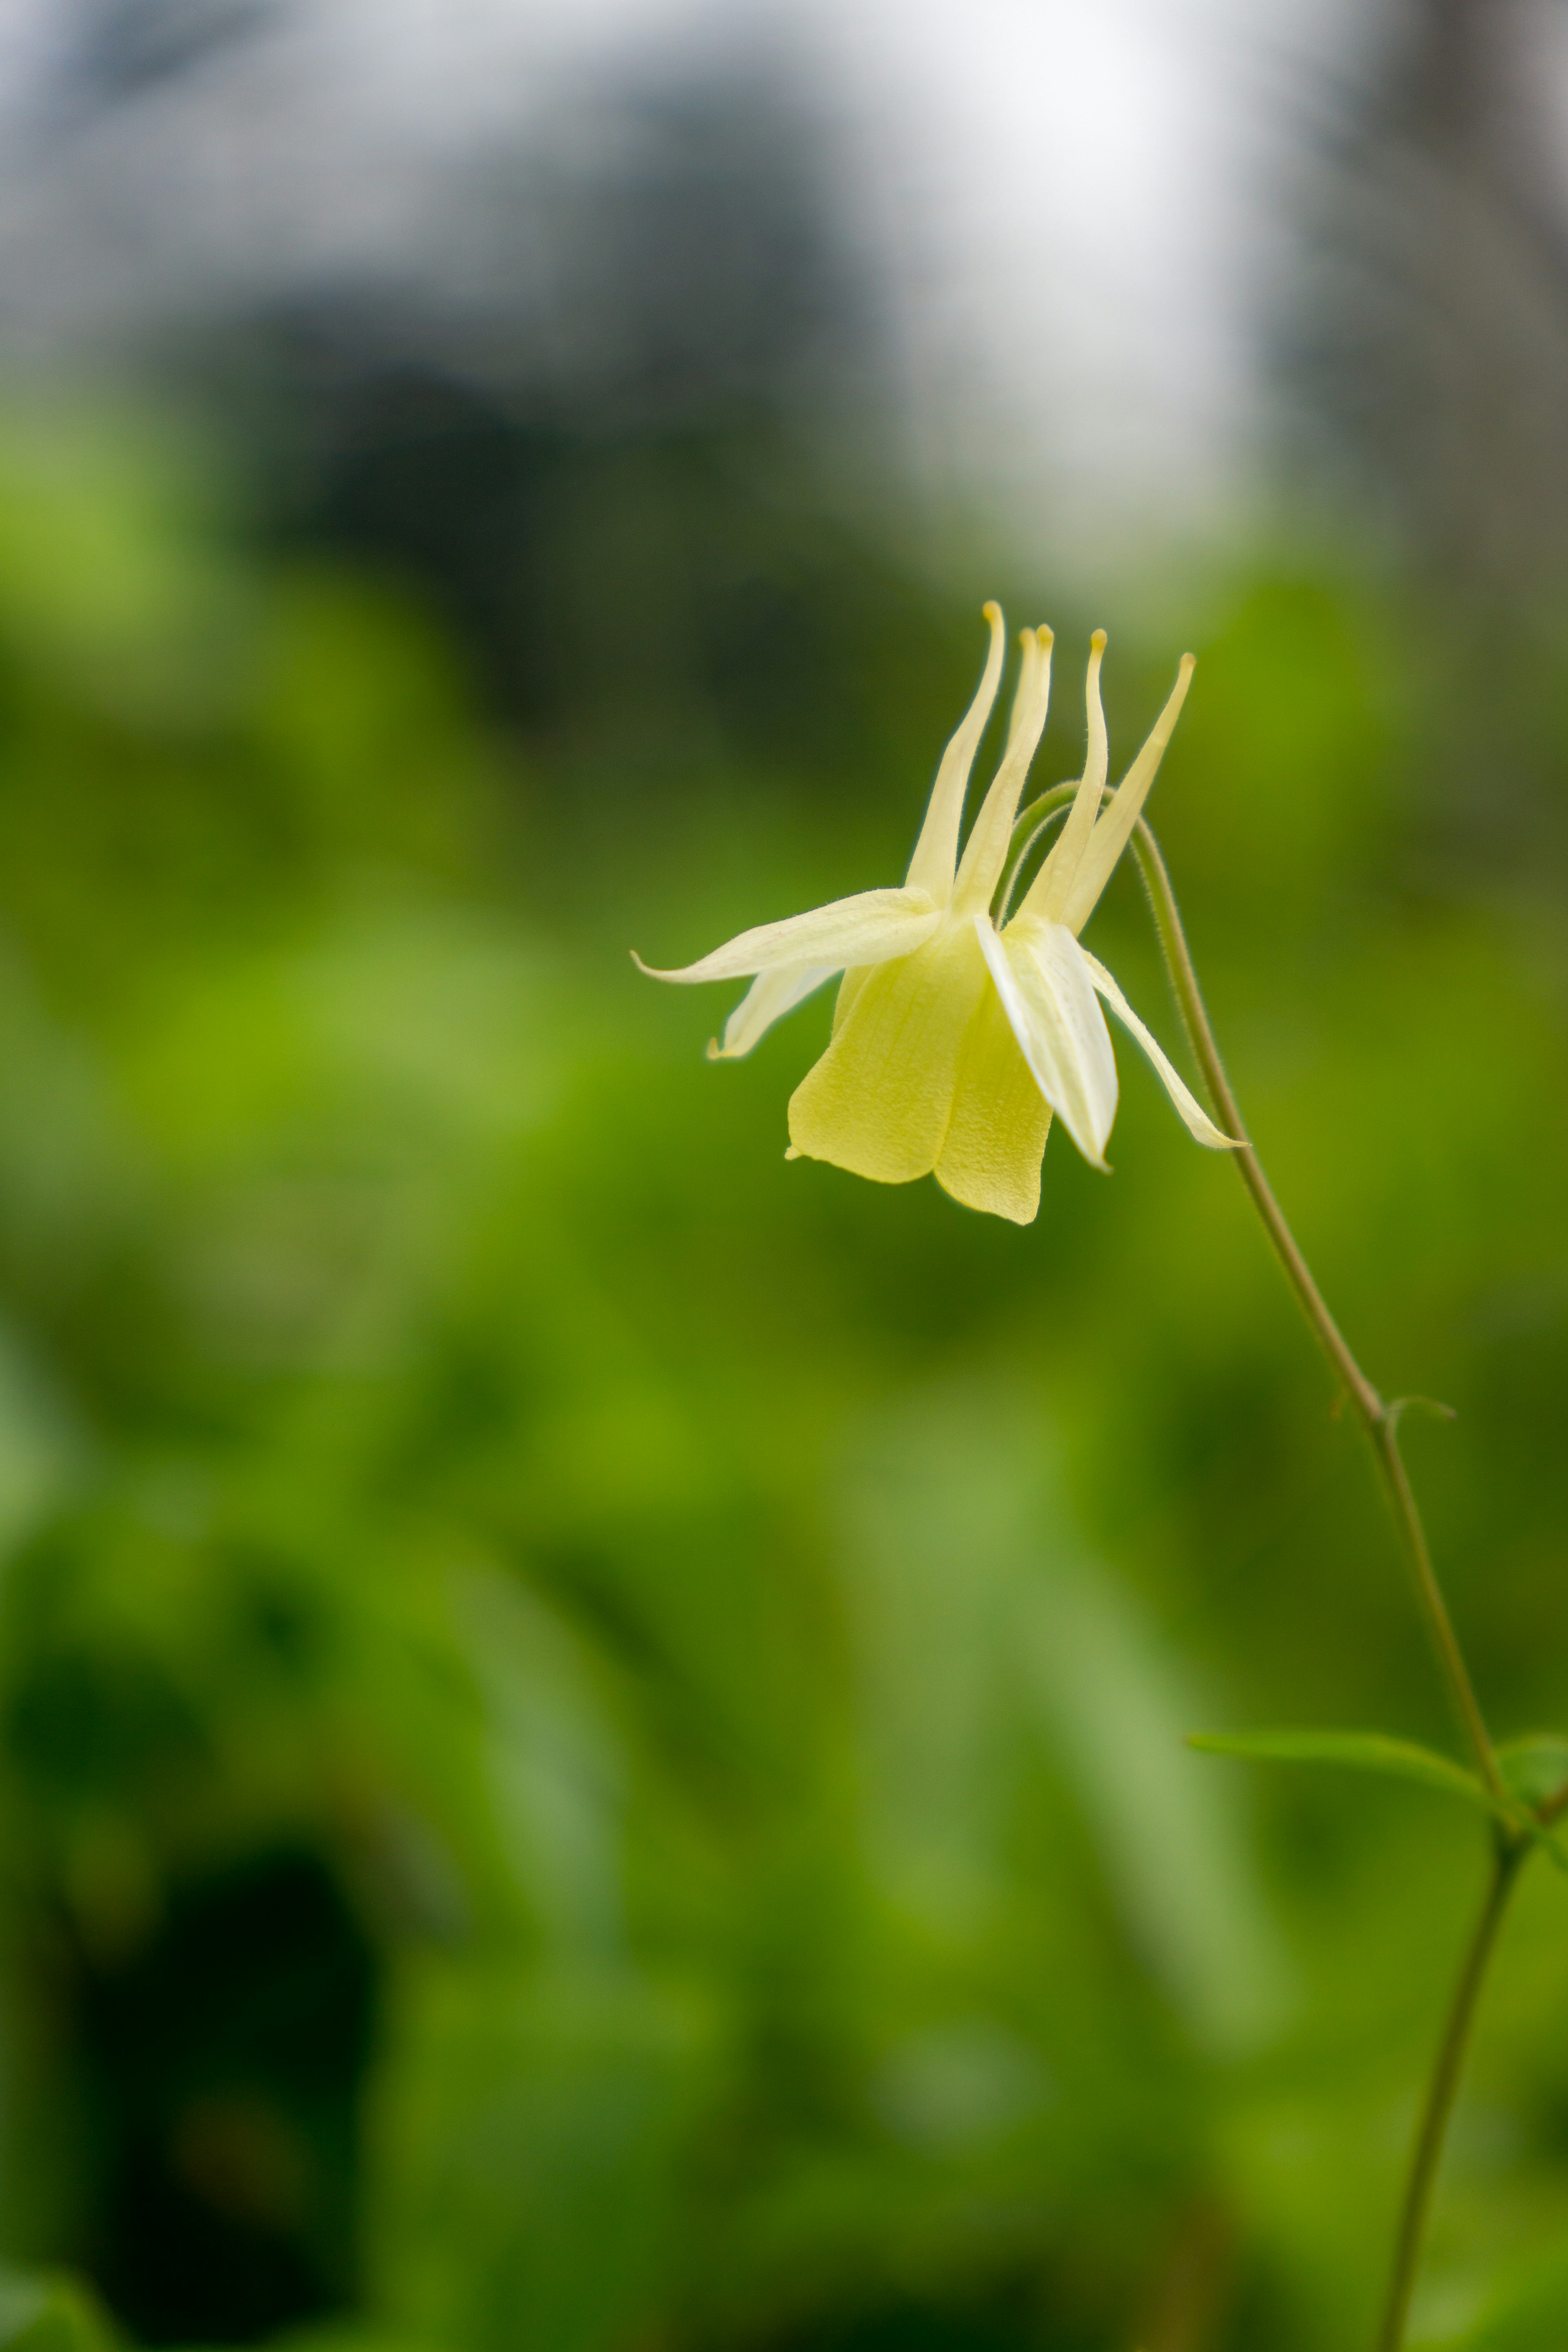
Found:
[905,601,1007,903]
[708,963,839,1060]
[788,920,989,1183]
[976,913,1118,1169]
[1079,951,1242,1149]
[633,887,940,984]
[1004,621,1049,751]
[950,625,1054,912]
[933,978,1053,1223]
[1022,628,1109,922]
[1060,653,1196,934]
[831,963,873,1037]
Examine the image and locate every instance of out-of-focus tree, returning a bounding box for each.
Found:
[1276,0,1568,859]
[1283,0,1568,602]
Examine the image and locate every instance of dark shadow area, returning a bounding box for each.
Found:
[754,2282,1128,2352]
[74,1849,376,2345]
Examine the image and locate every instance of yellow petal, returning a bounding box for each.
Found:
[1024,628,1108,922]
[1060,653,1196,934]
[708,963,839,1060]
[1004,622,1047,751]
[831,963,873,1037]
[933,978,1053,1223]
[904,602,1007,903]
[634,886,940,984]
[950,625,1054,913]
[787,920,989,1183]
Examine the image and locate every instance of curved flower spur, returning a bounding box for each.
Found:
[635,604,1238,1223]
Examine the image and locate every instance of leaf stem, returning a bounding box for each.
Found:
[1374,1836,1525,2352]
[1127,820,1507,1812]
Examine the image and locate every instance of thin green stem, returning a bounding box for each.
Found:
[1127,820,1507,1811]
[1375,1838,1525,2352]
[1082,808,1528,2351]
[998,782,1078,922]
[1007,789,1528,2346]
[1128,826,1379,1423]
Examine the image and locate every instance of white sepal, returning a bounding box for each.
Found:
[633,886,940,984]
[976,913,1118,1169]
[1080,951,1242,1149]
[708,963,839,1060]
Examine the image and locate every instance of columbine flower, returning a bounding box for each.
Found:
[636,604,1237,1223]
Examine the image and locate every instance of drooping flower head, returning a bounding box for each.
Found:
[636,607,1236,1223]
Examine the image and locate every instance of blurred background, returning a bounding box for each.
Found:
[0,2,1562,2349]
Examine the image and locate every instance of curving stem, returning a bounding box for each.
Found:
[1125,818,1506,1811]
[1373,1833,1526,2352]
[1001,788,1527,2349]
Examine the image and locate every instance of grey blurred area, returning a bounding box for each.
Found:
[1268,0,1568,867]
[0,0,933,815]
[1281,0,1568,604]
[53,0,273,108]
[210,57,892,743]
[6,1,877,423]
[3,0,1568,813]
[11,0,1568,608]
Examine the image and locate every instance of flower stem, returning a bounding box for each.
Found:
[1007,787,1526,2341]
[1128,821,1507,1812]
[1374,1837,1525,2352]
[1121,820,1530,2350]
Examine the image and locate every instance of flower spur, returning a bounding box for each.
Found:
[635,605,1238,1223]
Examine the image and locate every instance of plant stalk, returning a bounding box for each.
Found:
[1374,1837,1525,2352]
[1002,793,1522,2335]
[1098,812,1528,2350]
[1127,820,1507,1812]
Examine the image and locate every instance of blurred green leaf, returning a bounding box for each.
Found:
[846,1384,1292,2058]
[1191,1733,1568,1881]
[273,2327,445,2352]
[368,1970,716,2352]
[1497,1734,1568,1813]
[1417,2237,1568,2350]
[0,396,247,720]
[1188,1730,1496,1813]
[0,2270,119,2352]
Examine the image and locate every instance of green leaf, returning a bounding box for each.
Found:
[1497,1734,1568,1813]
[1189,1732,1568,1871]
[1188,1729,1497,1814]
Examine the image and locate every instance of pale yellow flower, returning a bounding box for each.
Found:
[636,605,1237,1223]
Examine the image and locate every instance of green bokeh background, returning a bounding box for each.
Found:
[0,212,1564,2352]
